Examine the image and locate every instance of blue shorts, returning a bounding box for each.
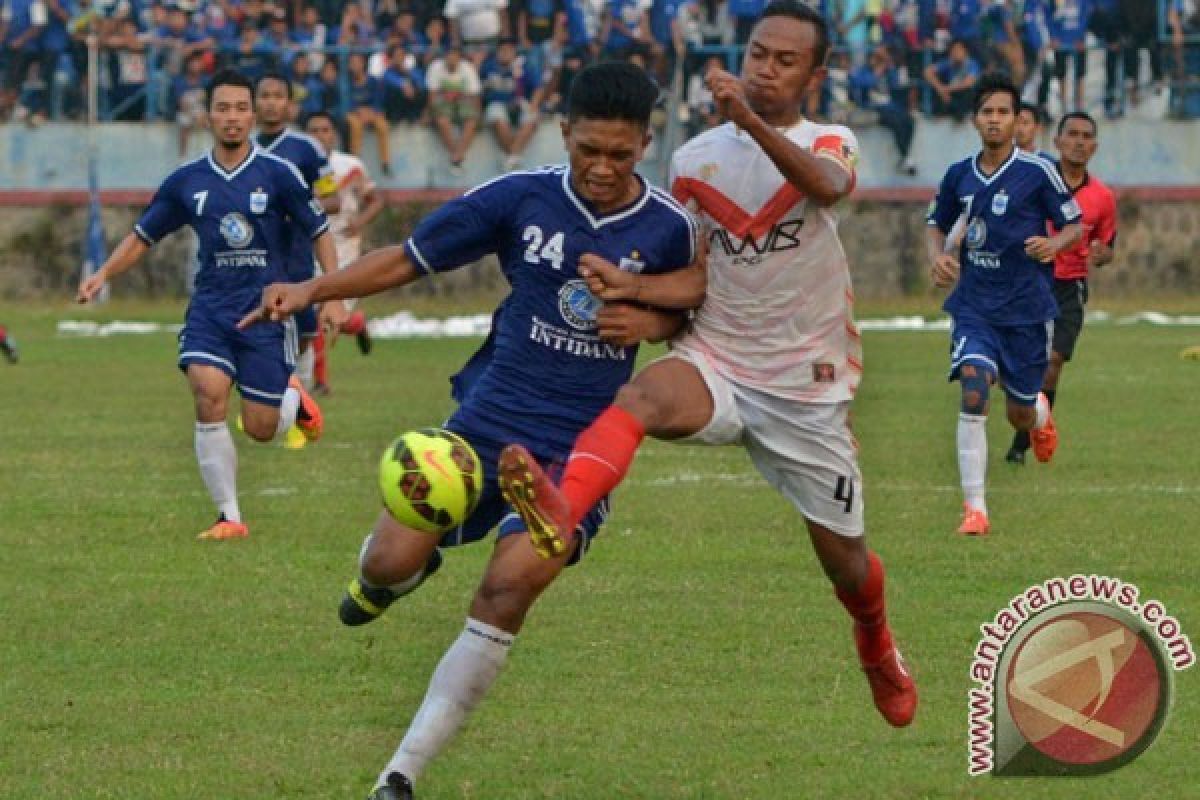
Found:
[949,316,1050,406]
[178,302,298,407]
[437,418,610,566]
[295,305,319,340]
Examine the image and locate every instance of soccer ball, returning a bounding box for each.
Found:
[379,428,483,533]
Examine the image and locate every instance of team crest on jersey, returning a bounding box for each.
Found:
[699,163,719,181]
[219,212,254,249]
[618,250,645,274]
[966,218,988,250]
[991,190,1009,216]
[558,279,601,331]
[249,188,268,214]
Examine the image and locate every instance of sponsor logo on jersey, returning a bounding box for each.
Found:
[618,250,645,274]
[558,279,602,331]
[991,190,1008,216]
[708,218,806,266]
[219,212,254,249]
[813,363,836,383]
[250,189,268,214]
[966,218,988,250]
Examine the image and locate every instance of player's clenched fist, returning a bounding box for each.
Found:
[579,253,641,301]
[930,254,960,288]
[706,67,753,128]
[239,282,314,328]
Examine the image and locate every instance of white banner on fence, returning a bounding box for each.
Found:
[56,310,1200,339]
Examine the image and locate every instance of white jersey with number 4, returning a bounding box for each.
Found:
[328,150,376,268]
[670,120,863,403]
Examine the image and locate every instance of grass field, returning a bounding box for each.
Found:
[1,300,1197,799]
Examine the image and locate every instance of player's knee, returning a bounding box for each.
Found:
[241,417,276,442]
[360,539,424,586]
[959,366,992,414]
[191,393,227,423]
[613,382,662,429]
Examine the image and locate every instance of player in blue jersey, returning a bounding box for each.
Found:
[242,61,701,800]
[254,71,342,395]
[1014,101,1054,162]
[77,70,338,542]
[926,73,1083,537]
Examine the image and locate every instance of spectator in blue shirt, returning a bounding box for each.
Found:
[2,0,46,120]
[382,41,427,122]
[727,0,764,45]
[170,49,208,155]
[924,38,980,120]
[1087,0,1122,116]
[345,51,392,175]
[481,37,542,169]
[950,0,982,57]
[1048,0,1090,112]
[225,24,278,83]
[851,44,918,175]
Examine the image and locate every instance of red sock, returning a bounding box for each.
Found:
[560,406,646,530]
[314,329,328,387]
[341,310,366,335]
[835,551,892,662]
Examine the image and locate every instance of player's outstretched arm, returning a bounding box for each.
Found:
[579,252,706,310]
[707,68,851,207]
[240,244,420,328]
[77,233,150,303]
[597,303,688,347]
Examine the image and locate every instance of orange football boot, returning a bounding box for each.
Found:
[289,376,324,441]
[957,503,991,536]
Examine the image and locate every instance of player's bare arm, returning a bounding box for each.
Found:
[241,244,420,327]
[707,66,851,207]
[347,184,384,237]
[596,303,688,347]
[1024,222,1082,263]
[578,249,706,310]
[77,233,150,303]
[926,226,960,288]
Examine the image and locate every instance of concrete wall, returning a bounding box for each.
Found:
[3,116,1199,191]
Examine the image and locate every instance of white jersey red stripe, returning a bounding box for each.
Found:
[669,120,863,403]
[328,150,375,268]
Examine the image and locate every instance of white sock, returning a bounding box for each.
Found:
[957,412,988,513]
[195,421,240,522]
[296,346,315,389]
[1034,392,1050,429]
[273,388,300,440]
[377,618,514,787]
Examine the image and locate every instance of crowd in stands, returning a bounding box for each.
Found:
[3,0,1198,173]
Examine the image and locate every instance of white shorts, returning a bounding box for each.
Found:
[656,348,865,537]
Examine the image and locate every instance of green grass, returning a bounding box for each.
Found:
[1,303,1198,799]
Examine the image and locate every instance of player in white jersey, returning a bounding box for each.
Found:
[498,0,917,729]
[305,111,385,392]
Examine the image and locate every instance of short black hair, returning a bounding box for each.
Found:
[304,110,338,129]
[759,0,831,67]
[207,69,255,110]
[256,70,293,98]
[973,72,1020,115]
[566,61,659,128]
[1018,101,1046,125]
[1057,110,1097,136]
